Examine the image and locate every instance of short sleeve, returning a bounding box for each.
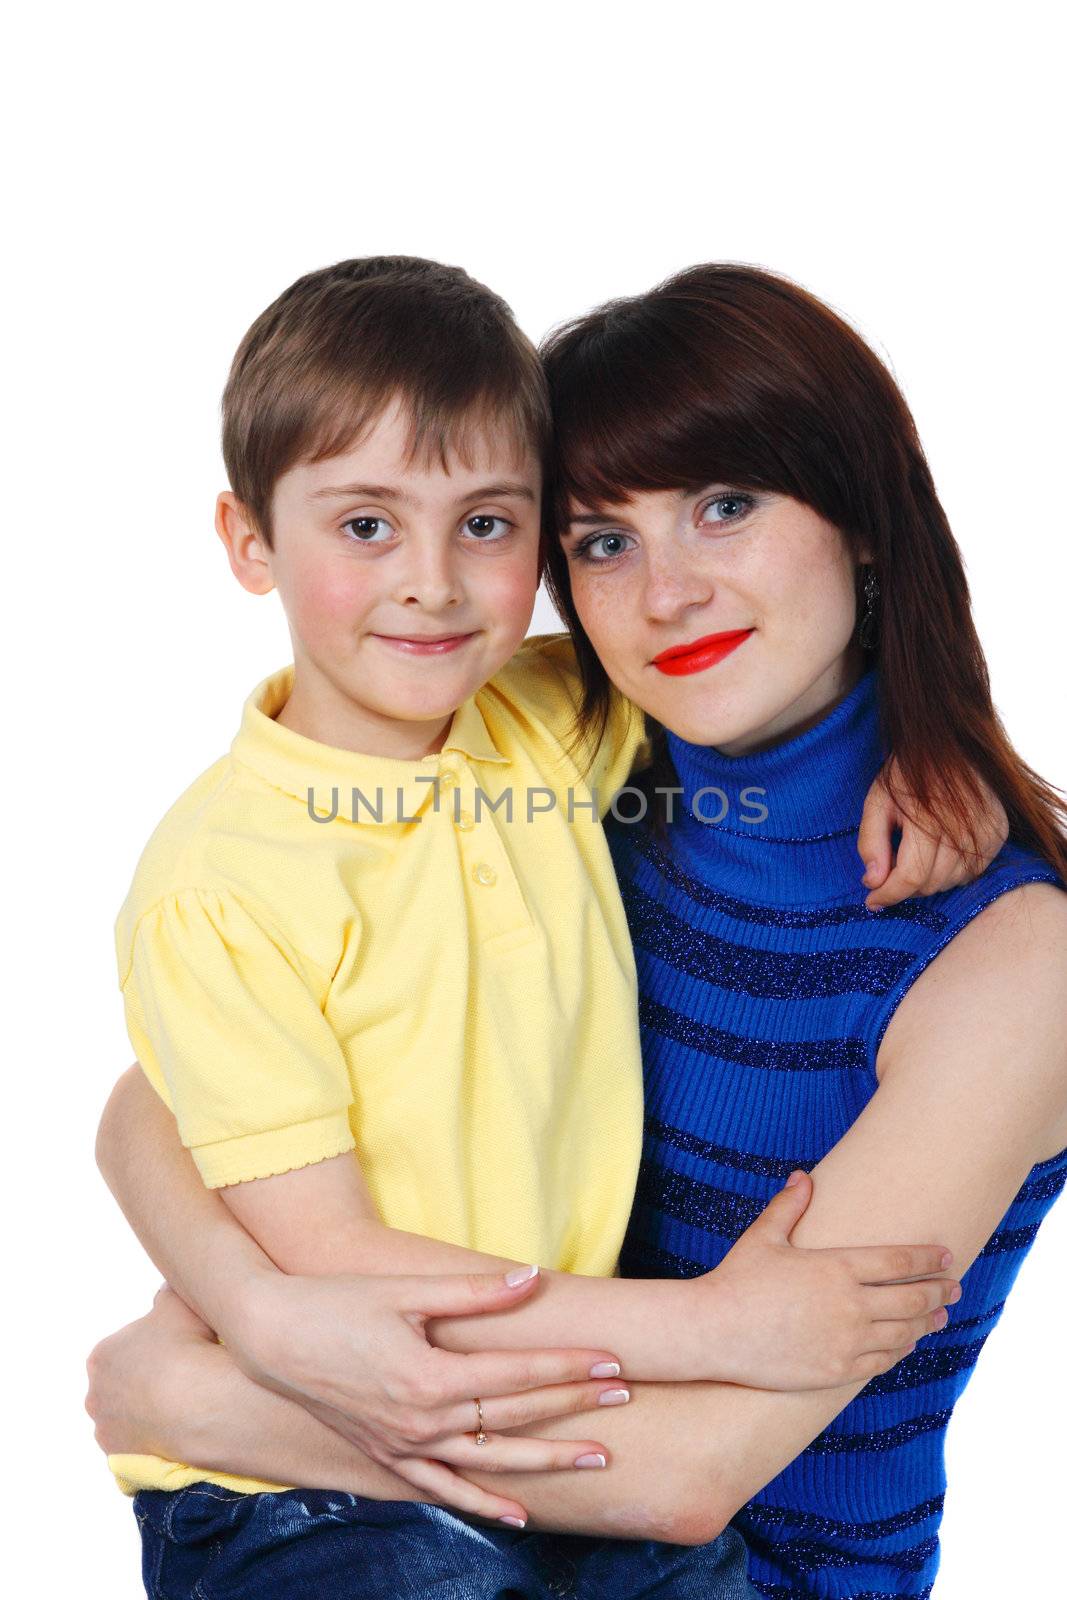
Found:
[120,888,356,1188]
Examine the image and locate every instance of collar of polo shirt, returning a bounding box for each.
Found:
[230,666,511,827]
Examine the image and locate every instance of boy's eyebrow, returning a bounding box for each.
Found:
[458,482,538,505]
[307,482,413,503]
[307,481,537,505]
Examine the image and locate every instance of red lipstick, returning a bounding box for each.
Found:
[652,629,754,676]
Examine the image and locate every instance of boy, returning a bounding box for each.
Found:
[102,257,984,1597]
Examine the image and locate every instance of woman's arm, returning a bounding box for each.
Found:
[91,885,1067,1540]
[436,882,1067,1539]
[97,1066,952,1394]
[607,881,1066,1523]
[86,1284,727,1542]
[94,1066,951,1525]
[87,1288,422,1503]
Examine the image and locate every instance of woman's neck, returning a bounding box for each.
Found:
[714,644,867,758]
[662,662,886,905]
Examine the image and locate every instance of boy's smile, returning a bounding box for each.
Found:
[216,398,543,759]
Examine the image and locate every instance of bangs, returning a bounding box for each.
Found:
[541,280,843,526]
[303,382,544,478]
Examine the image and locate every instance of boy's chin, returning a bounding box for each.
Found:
[376,694,469,727]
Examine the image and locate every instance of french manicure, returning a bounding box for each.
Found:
[499,1515,526,1528]
[589,1361,620,1378]
[574,1453,607,1469]
[504,1264,539,1288]
[597,1388,630,1406]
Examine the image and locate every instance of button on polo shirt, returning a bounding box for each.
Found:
[116,634,648,1281]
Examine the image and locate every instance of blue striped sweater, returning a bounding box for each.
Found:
[608,668,1066,1598]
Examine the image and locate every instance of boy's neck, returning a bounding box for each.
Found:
[275,665,454,762]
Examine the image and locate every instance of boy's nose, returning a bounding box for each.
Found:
[395,556,462,612]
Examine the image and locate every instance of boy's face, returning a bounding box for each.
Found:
[219,399,542,758]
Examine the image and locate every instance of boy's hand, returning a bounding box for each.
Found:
[694,1172,961,1390]
[859,759,1008,908]
[231,1264,630,1524]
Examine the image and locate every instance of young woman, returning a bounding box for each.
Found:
[87,267,1067,1598]
[535,264,1067,1593]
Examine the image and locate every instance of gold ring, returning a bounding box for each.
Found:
[473,1397,488,1446]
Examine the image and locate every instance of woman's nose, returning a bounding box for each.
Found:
[642,553,714,622]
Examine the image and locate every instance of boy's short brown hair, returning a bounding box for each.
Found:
[222,256,550,544]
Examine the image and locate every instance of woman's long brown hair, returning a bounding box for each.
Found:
[541,264,1067,876]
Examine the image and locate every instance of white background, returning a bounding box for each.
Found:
[4,3,1064,1595]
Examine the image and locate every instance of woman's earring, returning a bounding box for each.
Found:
[859,565,879,651]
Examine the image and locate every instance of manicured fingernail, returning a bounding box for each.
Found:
[865,861,879,879]
[597,1388,630,1405]
[574,1452,607,1469]
[499,1515,526,1528]
[940,1251,954,1269]
[504,1264,539,1287]
[589,1361,620,1378]
[948,1284,962,1302]
[933,1308,948,1329]
[785,1170,803,1188]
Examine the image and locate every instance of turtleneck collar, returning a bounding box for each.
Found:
[663,668,887,904]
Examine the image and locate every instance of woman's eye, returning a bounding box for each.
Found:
[463,514,511,540]
[576,531,635,563]
[342,516,394,543]
[698,492,754,528]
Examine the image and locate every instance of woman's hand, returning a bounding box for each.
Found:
[86,1276,631,1525]
[693,1172,961,1390]
[85,1285,219,1460]
[220,1264,632,1518]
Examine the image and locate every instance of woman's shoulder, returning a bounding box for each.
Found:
[880,856,1067,1160]
[890,840,1067,1018]
[903,838,1065,952]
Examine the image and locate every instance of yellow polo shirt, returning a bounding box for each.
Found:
[110,633,647,1496]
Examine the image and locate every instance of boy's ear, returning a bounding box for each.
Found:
[215,491,275,596]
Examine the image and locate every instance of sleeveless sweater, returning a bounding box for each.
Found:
[608,668,1066,1598]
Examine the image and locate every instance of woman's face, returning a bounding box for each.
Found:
[561,486,868,755]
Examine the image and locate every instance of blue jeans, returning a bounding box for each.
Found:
[133,1485,758,1598]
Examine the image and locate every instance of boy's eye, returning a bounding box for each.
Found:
[574,531,635,563]
[342,516,394,543]
[463,515,512,541]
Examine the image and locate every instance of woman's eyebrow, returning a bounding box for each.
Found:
[567,510,614,528]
